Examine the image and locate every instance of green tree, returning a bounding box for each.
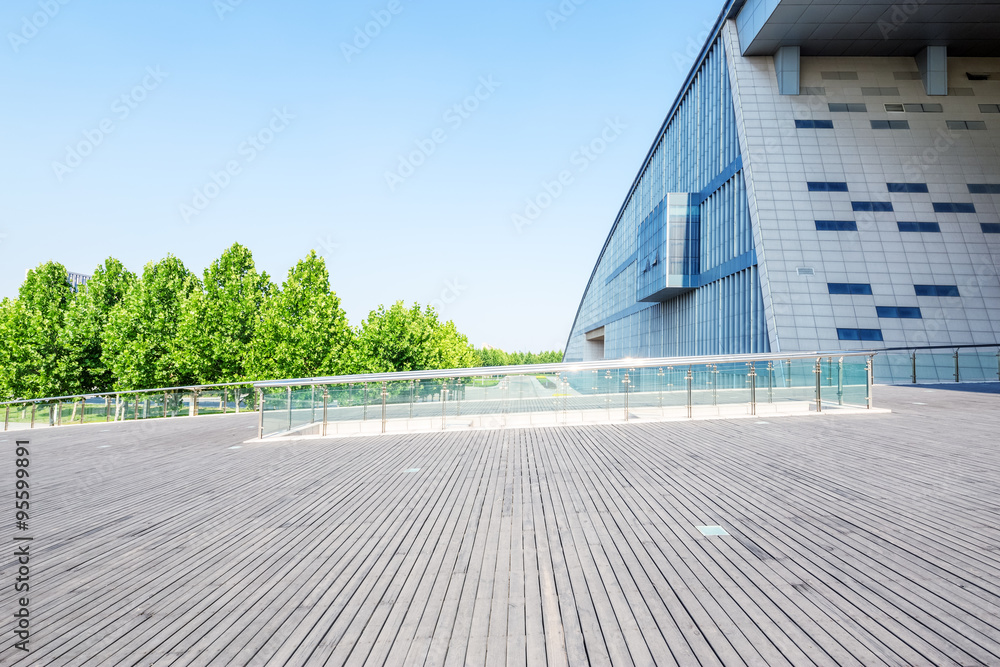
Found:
[349,301,476,374]
[101,255,201,390]
[176,243,272,383]
[0,262,75,399]
[473,347,563,367]
[58,258,137,394]
[245,250,351,381]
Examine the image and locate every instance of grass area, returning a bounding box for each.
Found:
[536,375,557,389]
[468,377,501,388]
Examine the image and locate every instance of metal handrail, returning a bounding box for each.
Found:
[861,343,1000,353]
[253,351,876,389]
[0,380,259,407]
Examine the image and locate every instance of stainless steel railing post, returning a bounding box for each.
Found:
[258,388,264,438]
[657,368,663,410]
[911,350,917,384]
[748,362,756,416]
[866,356,873,409]
[767,362,774,404]
[623,372,630,422]
[381,382,387,434]
[441,381,447,430]
[322,388,329,437]
[954,349,960,382]
[815,358,823,413]
[686,367,693,419]
[837,358,844,406]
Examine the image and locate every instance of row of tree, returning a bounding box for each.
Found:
[0,243,562,400]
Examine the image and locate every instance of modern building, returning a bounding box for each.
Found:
[67,272,90,292]
[564,0,1000,362]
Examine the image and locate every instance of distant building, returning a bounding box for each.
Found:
[67,272,91,292]
[565,0,1000,362]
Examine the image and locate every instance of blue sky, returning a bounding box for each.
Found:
[1,0,723,352]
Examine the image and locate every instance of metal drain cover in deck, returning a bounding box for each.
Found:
[697,525,729,536]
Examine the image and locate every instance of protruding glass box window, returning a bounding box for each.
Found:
[637,193,699,302]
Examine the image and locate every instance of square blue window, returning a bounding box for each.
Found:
[982,223,1000,234]
[795,120,835,129]
[828,283,873,295]
[968,184,1000,194]
[897,222,941,232]
[815,220,858,231]
[887,183,929,193]
[933,202,976,213]
[914,285,960,297]
[852,201,893,212]
[808,182,849,192]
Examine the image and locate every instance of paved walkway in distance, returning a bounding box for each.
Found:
[1,384,999,665]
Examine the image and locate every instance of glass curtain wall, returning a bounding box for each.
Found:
[564,33,767,362]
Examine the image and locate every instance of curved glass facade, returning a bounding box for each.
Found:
[565,34,768,362]
[566,0,1000,363]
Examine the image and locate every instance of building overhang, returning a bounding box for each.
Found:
[732,0,1000,58]
[637,286,696,303]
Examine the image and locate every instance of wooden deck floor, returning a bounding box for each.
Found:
[2,384,1000,666]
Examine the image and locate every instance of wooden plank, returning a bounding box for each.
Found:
[2,384,1000,665]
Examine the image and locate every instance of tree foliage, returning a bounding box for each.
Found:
[473,347,563,367]
[101,255,201,390]
[349,301,476,374]
[176,243,271,383]
[0,246,564,400]
[244,250,351,381]
[58,258,137,394]
[0,262,75,399]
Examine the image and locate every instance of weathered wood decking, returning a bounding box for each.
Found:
[2,384,999,665]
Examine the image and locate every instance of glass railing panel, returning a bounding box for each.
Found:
[382,380,413,422]
[261,387,290,436]
[873,351,911,384]
[769,358,820,405]
[914,352,952,383]
[196,390,224,415]
[288,386,316,431]
[958,349,998,382]
[838,356,871,407]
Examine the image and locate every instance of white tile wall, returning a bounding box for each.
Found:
[723,20,1000,352]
